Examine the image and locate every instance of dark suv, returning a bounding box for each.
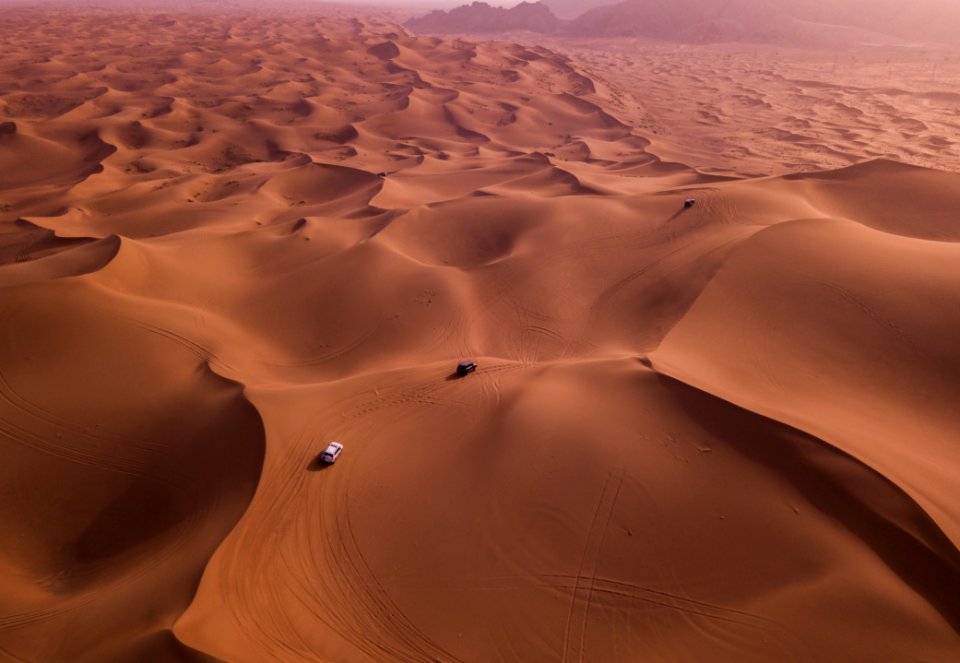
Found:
[456,361,478,376]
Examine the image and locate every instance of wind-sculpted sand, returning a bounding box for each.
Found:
[0,6,958,662]
[487,36,960,177]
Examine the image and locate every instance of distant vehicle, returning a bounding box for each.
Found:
[684,198,696,208]
[456,360,478,376]
[319,441,343,464]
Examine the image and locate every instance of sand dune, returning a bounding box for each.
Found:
[0,274,264,661]
[0,6,958,662]
[523,37,960,177]
[651,199,960,545]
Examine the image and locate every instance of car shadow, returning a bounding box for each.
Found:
[446,371,465,381]
[664,208,689,223]
[306,455,332,472]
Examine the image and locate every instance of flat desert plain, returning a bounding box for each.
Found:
[0,6,959,662]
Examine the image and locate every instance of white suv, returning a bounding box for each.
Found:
[319,442,343,464]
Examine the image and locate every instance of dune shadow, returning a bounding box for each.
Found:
[657,372,960,634]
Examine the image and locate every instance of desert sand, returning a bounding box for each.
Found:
[0,5,959,662]
[529,37,960,177]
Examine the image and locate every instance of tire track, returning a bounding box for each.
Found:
[561,470,622,663]
[575,471,623,662]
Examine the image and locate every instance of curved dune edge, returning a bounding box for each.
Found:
[649,372,960,634]
[0,270,267,661]
[0,233,121,289]
[649,216,960,548]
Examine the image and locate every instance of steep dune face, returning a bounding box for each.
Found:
[0,277,265,661]
[651,198,960,545]
[1,6,959,663]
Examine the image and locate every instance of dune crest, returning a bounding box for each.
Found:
[651,215,960,544]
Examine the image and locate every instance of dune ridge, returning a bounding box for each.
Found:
[1,6,959,662]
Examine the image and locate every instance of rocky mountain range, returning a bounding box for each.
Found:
[406,0,960,46]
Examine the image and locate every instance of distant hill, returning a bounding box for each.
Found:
[405,1,559,34]
[405,0,960,46]
[541,0,619,20]
[569,0,960,45]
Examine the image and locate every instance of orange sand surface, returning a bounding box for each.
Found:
[456,34,960,177]
[1,7,958,662]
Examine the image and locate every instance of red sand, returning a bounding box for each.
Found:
[0,7,958,662]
